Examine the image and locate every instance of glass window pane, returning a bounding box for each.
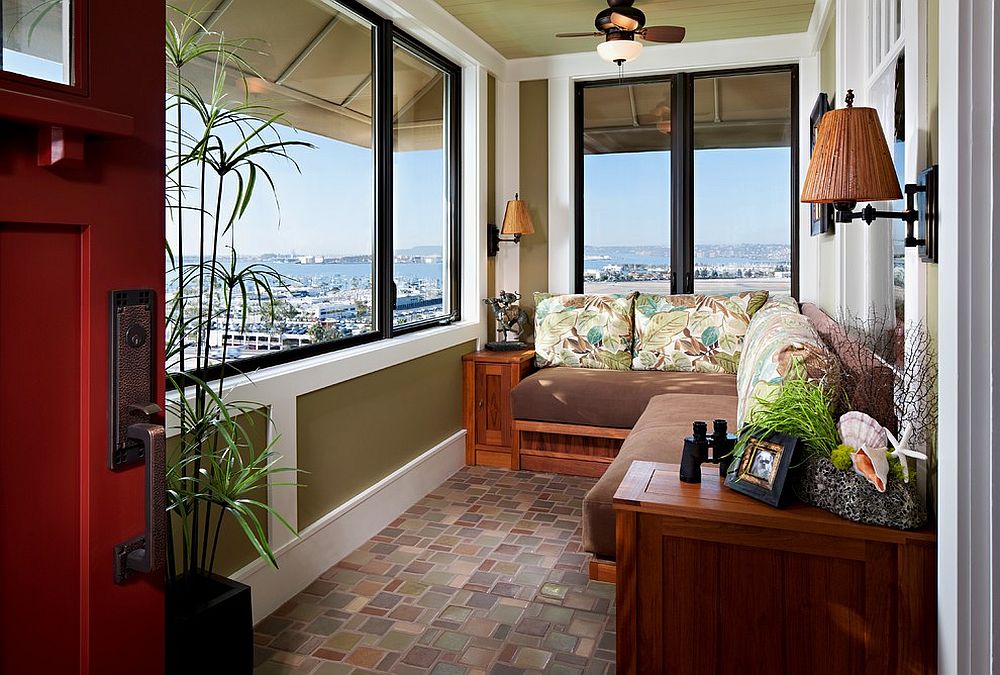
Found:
[166,1,376,371]
[581,80,672,294]
[1,0,72,84]
[392,44,453,327]
[692,72,793,295]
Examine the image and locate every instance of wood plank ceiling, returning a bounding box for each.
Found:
[431,0,817,59]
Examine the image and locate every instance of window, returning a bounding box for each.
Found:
[692,71,794,295]
[392,37,460,329]
[575,66,798,297]
[1,0,73,84]
[165,0,461,379]
[579,78,672,294]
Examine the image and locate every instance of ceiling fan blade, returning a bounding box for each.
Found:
[610,11,642,32]
[555,31,603,38]
[640,25,686,42]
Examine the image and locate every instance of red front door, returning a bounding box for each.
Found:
[0,1,165,673]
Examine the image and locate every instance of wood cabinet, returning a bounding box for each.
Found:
[614,461,937,675]
[462,349,534,468]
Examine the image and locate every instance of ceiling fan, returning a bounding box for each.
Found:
[556,0,686,67]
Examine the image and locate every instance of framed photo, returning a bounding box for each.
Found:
[809,93,835,237]
[725,432,800,507]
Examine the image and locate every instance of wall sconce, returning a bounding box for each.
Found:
[488,193,535,257]
[801,90,939,262]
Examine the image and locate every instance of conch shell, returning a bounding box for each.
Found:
[850,446,890,492]
[838,411,887,450]
[838,412,889,492]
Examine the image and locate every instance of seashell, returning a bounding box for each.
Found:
[838,411,887,452]
[851,445,890,492]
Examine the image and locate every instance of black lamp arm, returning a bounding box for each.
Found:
[487,223,523,257]
[833,183,927,247]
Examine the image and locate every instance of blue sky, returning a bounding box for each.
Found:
[583,147,792,247]
[167,115,445,257]
[169,104,791,257]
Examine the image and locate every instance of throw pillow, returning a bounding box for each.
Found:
[533,292,636,370]
[632,291,770,374]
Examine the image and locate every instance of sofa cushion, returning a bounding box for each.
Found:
[582,392,739,560]
[511,367,737,430]
[632,291,769,374]
[736,297,835,426]
[533,292,636,370]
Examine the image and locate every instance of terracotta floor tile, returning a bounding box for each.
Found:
[255,468,614,674]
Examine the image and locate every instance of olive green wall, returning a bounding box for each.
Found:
[816,13,839,315]
[295,341,476,528]
[518,79,549,317]
[925,0,939,342]
[820,16,836,95]
[169,408,270,578]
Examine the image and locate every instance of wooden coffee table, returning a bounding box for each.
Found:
[613,461,937,675]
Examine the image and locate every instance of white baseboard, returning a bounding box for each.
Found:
[233,430,467,623]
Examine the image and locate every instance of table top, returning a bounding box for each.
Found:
[613,461,936,545]
[463,348,535,364]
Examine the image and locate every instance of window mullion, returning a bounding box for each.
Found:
[374,18,395,340]
[671,72,694,294]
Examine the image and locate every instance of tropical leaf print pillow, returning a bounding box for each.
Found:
[631,291,769,374]
[533,292,637,370]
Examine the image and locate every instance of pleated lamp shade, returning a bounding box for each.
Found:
[801,95,902,204]
[501,194,535,236]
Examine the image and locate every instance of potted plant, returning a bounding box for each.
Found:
[164,9,311,672]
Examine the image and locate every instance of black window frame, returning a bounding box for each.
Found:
[190,0,463,383]
[574,64,799,298]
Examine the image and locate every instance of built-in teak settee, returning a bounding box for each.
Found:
[509,292,841,573]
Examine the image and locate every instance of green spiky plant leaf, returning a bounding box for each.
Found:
[164,5,313,582]
[737,377,842,460]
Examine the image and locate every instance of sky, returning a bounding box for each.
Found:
[166,111,446,258]
[168,128,793,257]
[583,147,792,248]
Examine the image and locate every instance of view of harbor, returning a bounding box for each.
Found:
[582,243,793,295]
[167,249,445,369]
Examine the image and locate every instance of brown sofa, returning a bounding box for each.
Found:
[510,301,842,567]
[510,369,740,559]
[582,391,738,559]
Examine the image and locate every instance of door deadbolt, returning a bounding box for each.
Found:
[126,324,147,348]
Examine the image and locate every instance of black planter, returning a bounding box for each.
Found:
[166,573,253,674]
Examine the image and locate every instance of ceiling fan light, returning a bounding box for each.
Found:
[597,38,643,64]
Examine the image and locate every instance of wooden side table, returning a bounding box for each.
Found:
[462,349,535,469]
[614,461,937,675]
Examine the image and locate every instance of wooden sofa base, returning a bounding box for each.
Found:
[588,559,616,583]
[512,420,629,478]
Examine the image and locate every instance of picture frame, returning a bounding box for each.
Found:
[809,93,835,236]
[725,432,800,507]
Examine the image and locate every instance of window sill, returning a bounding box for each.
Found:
[167,321,481,415]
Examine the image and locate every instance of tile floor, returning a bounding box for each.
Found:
[253,466,615,674]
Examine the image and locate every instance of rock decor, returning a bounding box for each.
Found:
[793,456,927,530]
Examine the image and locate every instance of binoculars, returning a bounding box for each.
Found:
[679,419,737,484]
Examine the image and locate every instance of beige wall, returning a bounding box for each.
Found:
[487,74,497,338]
[518,79,550,316]
[295,341,475,528]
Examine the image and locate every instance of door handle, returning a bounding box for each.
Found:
[114,416,166,584]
